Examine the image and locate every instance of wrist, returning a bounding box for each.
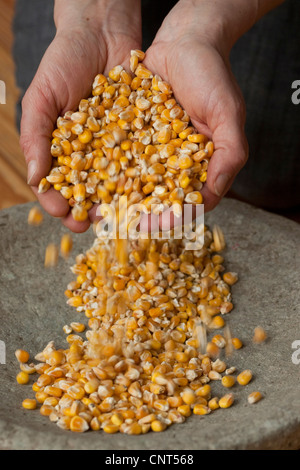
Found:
[54,0,141,39]
[161,0,284,58]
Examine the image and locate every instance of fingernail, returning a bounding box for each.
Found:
[27,160,37,185]
[214,174,230,197]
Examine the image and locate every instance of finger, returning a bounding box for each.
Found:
[61,211,91,233]
[20,79,59,187]
[30,186,70,218]
[206,124,248,210]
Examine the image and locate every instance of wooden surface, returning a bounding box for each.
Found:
[0,0,36,210]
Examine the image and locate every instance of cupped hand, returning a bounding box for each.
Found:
[140,12,248,230]
[20,1,141,232]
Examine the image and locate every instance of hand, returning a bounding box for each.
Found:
[138,0,251,231]
[20,0,141,232]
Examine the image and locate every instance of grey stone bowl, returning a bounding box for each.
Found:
[0,199,299,450]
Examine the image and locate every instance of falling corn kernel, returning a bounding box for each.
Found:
[28,206,43,226]
[212,225,226,252]
[253,326,267,344]
[44,243,59,267]
[60,233,73,258]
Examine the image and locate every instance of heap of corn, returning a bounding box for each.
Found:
[38,49,211,222]
[16,51,263,435]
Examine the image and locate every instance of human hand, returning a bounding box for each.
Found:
[138,0,251,231]
[20,0,141,232]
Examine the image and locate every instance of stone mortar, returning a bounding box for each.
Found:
[0,198,299,450]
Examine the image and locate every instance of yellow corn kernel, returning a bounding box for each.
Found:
[40,404,54,416]
[212,225,226,252]
[237,370,253,386]
[35,391,49,404]
[223,272,238,285]
[135,63,153,79]
[102,423,119,434]
[248,391,263,404]
[171,119,187,134]
[232,337,243,349]
[178,155,193,170]
[177,405,192,417]
[72,205,88,222]
[178,127,193,139]
[200,171,207,183]
[221,375,236,388]
[60,233,73,258]
[28,206,43,226]
[210,315,225,329]
[205,141,214,157]
[15,349,30,363]
[67,295,83,308]
[151,420,167,432]
[193,404,211,416]
[78,129,92,144]
[206,341,220,359]
[60,185,73,200]
[111,413,124,426]
[47,350,65,367]
[70,322,86,333]
[208,397,220,410]
[70,416,89,433]
[16,371,30,385]
[185,191,203,204]
[181,388,196,405]
[253,326,267,344]
[44,386,63,398]
[90,417,101,431]
[44,243,58,267]
[22,398,37,410]
[188,133,207,144]
[195,384,211,398]
[38,178,51,194]
[73,183,86,203]
[157,127,172,144]
[219,393,234,409]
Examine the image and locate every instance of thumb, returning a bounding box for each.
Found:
[20,74,70,217]
[20,75,59,186]
[202,120,248,212]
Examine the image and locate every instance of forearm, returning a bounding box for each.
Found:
[158,0,285,55]
[54,0,141,37]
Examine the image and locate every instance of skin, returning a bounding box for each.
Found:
[20,0,285,233]
[21,0,142,232]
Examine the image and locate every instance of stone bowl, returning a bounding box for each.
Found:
[0,199,299,450]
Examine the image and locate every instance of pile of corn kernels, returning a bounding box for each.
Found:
[38,50,212,222]
[16,51,265,434]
